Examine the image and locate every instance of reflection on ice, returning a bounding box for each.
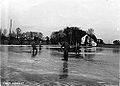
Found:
[59,61,68,79]
[0,45,119,86]
[112,48,120,53]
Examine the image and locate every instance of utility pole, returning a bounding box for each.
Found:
[9,19,12,36]
[9,19,12,44]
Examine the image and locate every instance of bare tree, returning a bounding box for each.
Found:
[3,29,7,36]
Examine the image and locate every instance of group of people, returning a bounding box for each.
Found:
[31,41,42,55]
[31,29,97,61]
[61,29,98,61]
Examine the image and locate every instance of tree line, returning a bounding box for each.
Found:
[50,26,105,45]
[0,28,44,45]
[0,26,119,45]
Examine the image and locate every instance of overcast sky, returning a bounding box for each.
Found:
[1,0,120,43]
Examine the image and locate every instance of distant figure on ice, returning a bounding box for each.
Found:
[46,36,49,45]
[75,43,80,56]
[61,41,70,61]
[39,41,42,53]
[31,41,38,55]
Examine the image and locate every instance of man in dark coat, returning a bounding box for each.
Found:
[31,41,38,55]
[61,41,70,61]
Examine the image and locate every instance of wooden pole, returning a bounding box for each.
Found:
[9,19,12,36]
[9,19,12,44]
